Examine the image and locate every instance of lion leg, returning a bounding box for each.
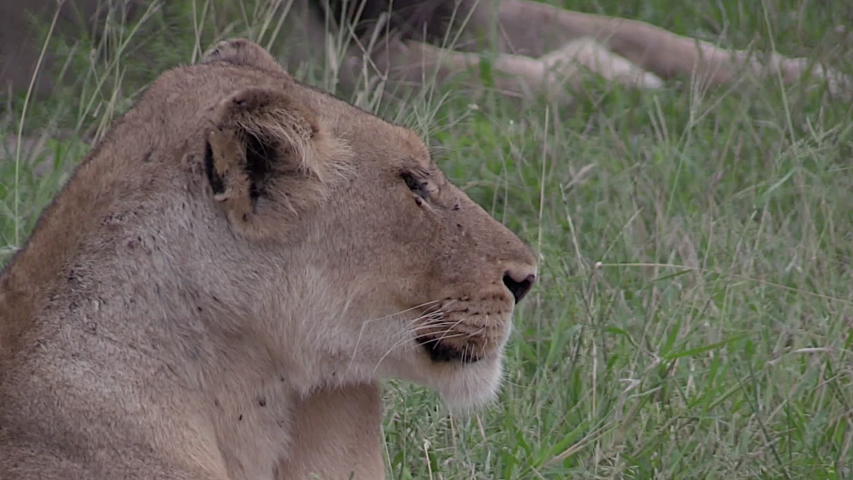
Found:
[495,0,850,95]
[366,38,574,103]
[275,382,386,480]
[371,37,663,103]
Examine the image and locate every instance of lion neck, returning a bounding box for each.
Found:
[1,166,359,477]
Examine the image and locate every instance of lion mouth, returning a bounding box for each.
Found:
[416,335,483,364]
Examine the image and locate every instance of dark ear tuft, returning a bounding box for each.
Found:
[244,132,274,205]
[204,141,226,196]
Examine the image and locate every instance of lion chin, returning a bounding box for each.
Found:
[433,357,507,412]
[375,350,506,411]
[372,312,516,412]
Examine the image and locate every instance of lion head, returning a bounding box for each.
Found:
[1,39,536,421]
[199,39,538,409]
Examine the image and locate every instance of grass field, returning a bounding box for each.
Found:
[2,0,853,478]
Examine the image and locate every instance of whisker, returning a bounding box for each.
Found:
[371,330,472,375]
[433,317,469,343]
[348,298,476,375]
[416,334,468,349]
[383,313,444,347]
[373,300,459,352]
[346,300,441,373]
[371,333,421,375]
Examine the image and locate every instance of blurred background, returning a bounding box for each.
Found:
[2,1,853,478]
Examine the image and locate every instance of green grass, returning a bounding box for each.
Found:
[3,0,853,478]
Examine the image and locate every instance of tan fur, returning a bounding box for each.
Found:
[277,382,386,479]
[0,39,537,480]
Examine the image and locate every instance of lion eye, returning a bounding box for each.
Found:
[401,172,429,199]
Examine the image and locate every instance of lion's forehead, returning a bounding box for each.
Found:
[147,63,438,175]
[151,64,290,110]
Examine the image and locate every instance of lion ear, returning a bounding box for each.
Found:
[203,86,350,239]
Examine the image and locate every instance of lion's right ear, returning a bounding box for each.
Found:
[203,86,351,239]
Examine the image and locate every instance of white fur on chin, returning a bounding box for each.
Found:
[434,356,505,414]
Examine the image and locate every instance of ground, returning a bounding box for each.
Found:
[2,0,853,478]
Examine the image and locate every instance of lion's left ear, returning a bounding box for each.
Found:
[204,86,351,239]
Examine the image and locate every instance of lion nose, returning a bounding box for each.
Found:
[502,267,536,304]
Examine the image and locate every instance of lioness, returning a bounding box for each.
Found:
[318,0,851,101]
[0,38,537,479]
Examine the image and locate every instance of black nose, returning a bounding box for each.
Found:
[503,271,536,304]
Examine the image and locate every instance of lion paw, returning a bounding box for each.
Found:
[541,38,664,91]
[777,57,852,98]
